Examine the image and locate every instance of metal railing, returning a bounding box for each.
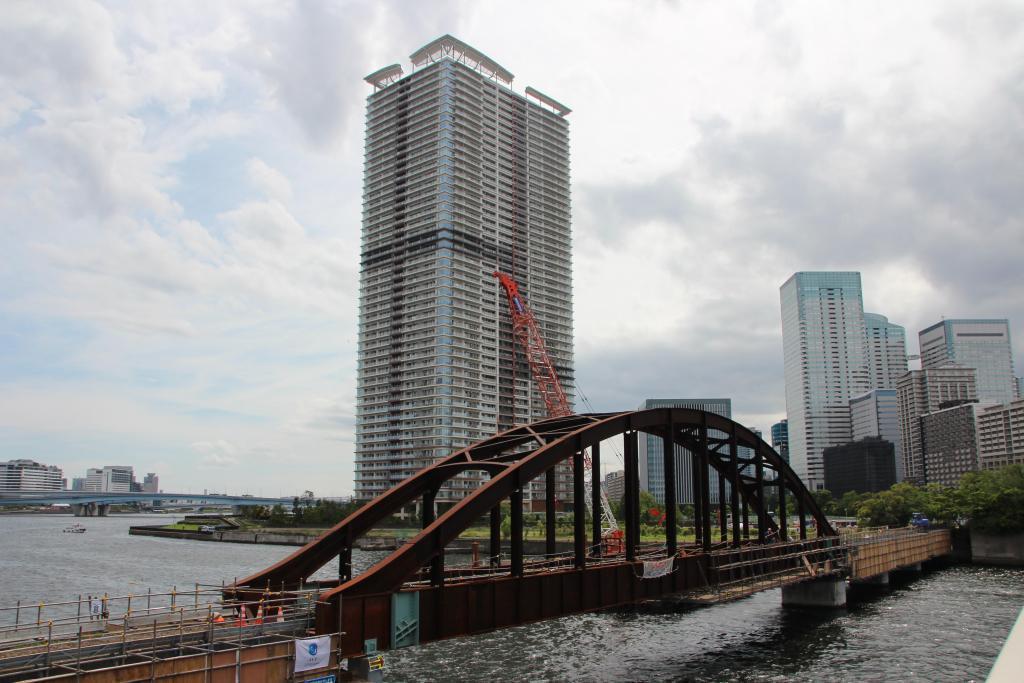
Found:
[0,584,326,681]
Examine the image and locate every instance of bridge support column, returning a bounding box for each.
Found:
[490,505,501,567]
[97,503,110,517]
[698,419,711,552]
[573,449,586,569]
[591,443,602,557]
[663,421,677,556]
[691,434,703,547]
[545,468,556,557]
[72,504,86,517]
[718,471,727,543]
[778,477,788,542]
[755,453,766,543]
[782,576,847,608]
[729,431,740,549]
[623,430,637,562]
[510,481,523,577]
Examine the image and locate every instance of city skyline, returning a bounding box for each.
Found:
[2,2,1024,495]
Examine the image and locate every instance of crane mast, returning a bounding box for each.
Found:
[493,272,620,538]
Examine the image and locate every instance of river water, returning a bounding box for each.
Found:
[1,514,1021,681]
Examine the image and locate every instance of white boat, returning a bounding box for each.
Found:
[63,524,87,533]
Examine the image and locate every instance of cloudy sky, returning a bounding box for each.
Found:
[2,1,1022,496]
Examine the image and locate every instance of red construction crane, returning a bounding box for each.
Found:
[493,272,620,539]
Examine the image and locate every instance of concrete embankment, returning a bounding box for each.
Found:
[971,531,1024,566]
[129,525,317,546]
[129,524,576,554]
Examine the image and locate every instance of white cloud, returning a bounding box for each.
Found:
[1,1,1022,495]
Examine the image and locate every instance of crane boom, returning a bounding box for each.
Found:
[493,272,620,537]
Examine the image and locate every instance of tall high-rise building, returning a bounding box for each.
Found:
[919,319,1017,405]
[0,459,63,492]
[780,272,871,490]
[850,389,903,481]
[143,472,159,493]
[864,313,908,390]
[637,398,733,505]
[354,36,574,506]
[896,365,977,483]
[770,419,789,462]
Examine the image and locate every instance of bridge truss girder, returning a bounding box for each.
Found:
[236,410,833,608]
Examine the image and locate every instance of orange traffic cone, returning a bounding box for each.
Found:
[276,606,285,623]
[255,602,264,625]
[236,607,247,627]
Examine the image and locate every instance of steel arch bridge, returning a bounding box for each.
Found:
[233,408,838,656]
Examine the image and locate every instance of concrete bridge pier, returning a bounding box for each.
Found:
[71,503,110,517]
[782,576,847,608]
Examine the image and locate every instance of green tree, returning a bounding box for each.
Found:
[855,483,923,527]
[811,489,836,515]
[959,465,1024,534]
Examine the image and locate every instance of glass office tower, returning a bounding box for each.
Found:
[780,272,871,490]
[919,319,1017,405]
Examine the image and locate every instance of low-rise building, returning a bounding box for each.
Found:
[977,399,1024,470]
[822,438,897,496]
[0,459,64,492]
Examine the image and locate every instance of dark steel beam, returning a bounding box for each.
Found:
[624,429,637,562]
[729,430,740,549]
[663,420,677,556]
[718,469,727,542]
[573,448,586,569]
[490,505,501,567]
[590,442,602,557]
[692,438,703,546]
[756,451,766,543]
[798,494,807,540]
[699,418,712,552]
[778,474,788,542]
[338,528,352,583]
[511,477,523,577]
[545,467,556,557]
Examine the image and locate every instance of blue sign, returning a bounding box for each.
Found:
[307,642,318,656]
[304,675,336,683]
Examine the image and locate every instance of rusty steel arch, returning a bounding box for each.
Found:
[237,409,833,608]
[236,413,603,589]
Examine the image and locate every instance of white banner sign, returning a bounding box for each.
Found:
[294,635,331,673]
[642,557,674,579]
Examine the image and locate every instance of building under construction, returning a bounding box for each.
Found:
[354,36,575,509]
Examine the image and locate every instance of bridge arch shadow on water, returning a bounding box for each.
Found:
[233,408,838,657]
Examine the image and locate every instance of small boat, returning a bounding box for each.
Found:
[63,524,87,533]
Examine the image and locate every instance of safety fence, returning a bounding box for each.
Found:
[0,585,325,682]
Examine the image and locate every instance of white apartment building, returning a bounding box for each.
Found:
[977,399,1024,471]
[354,36,574,507]
[0,459,63,492]
[84,466,135,493]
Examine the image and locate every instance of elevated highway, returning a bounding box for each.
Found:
[0,491,294,516]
